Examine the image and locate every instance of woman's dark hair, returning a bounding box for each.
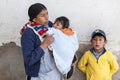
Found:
[28,3,47,22]
[55,16,69,28]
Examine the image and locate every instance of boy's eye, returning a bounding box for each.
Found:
[93,38,96,41]
[99,38,101,40]
[99,38,104,41]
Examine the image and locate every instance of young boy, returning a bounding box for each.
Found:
[78,29,119,80]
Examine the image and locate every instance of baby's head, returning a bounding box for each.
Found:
[28,3,48,25]
[53,16,69,29]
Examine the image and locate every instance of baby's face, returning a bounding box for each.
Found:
[53,21,63,29]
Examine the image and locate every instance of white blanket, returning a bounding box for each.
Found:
[48,28,79,74]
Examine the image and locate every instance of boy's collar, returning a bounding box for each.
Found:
[90,48,106,54]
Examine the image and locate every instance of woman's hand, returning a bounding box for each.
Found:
[40,34,54,50]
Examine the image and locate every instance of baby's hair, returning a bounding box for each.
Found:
[55,16,69,28]
[28,3,47,22]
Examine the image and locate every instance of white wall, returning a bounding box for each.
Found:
[0,0,120,56]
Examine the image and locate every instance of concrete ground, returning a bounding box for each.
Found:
[0,42,120,80]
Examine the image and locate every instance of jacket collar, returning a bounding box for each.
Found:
[90,48,106,54]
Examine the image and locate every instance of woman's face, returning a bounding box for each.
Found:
[53,21,63,29]
[33,9,49,26]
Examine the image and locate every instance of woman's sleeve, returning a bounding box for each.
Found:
[21,28,45,66]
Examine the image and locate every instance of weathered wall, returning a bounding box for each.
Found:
[0,0,120,80]
[0,42,25,80]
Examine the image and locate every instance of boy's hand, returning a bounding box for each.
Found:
[40,34,54,50]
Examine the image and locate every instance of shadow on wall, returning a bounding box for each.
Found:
[0,42,25,80]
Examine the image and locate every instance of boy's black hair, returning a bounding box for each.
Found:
[91,33,106,41]
[55,16,69,28]
[28,3,47,22]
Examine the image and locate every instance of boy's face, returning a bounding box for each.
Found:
[33,9,48,26]
[91,36,107,53]
[53,21,63,29]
